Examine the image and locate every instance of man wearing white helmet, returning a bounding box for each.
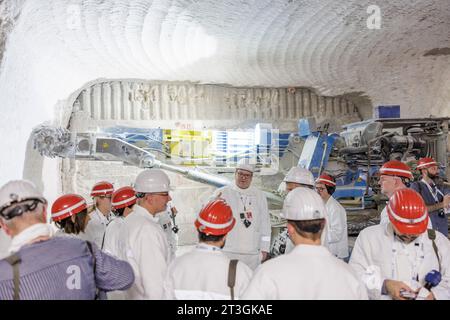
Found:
[271,166,328,256]
[0,180,135,299]
[119,169,173,299]
[211,159,271,270]
[242,187,368,300]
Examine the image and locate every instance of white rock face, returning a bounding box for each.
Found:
[0,0,450,197]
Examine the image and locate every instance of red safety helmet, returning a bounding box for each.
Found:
[111,186,137,210]
[378,160,413,179]
[51,194,87,222]
[195,199,235,236]
[387,188,428,235]
[316,173,336,186]
[90,181,114,197]
[416,157,438,170]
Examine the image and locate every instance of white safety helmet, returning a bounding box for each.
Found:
[236,158,255,173]
[281,187,326,221]
[0,180,47,219]
[134,169,171,193]
[283,167,314,186]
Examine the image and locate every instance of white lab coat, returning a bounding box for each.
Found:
[212,184,271,270]
[156,210,177,260]
[83,208,111,249]
[242,244,368,300]
[379,205,433,229]
[119,204,171,300]
[163,243,253,300]
[103,216,125,258]
[0,228,11,260]
[325,196,349,259]
[349,223,450,300]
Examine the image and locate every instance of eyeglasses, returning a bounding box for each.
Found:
[315,187,326,192]
[237,171,253,179]
[98,195,112,199]
[150,192,170,197]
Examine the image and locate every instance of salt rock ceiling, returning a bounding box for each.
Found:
[1,0,450,117]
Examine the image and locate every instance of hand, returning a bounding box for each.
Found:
[425,291,435,300]
[443,194,450,208]
[261,251,269,262]
[385,279,416,300]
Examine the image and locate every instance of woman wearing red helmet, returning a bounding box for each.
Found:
[51,194,90,238]
[163,199,252,300]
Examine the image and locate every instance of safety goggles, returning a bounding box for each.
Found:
[0,199,46,220]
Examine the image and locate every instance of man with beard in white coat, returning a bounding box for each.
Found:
[315,173,348,260]
[212,159,271,270]
[163,199,252,300]
[242,187,367,300]
[349,188,450,300]
[119,169,172,300]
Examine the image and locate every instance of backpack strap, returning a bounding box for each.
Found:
[86,241,101,299]
[227,259,239,300]
[5,254,21,300]
[427,229,441,273]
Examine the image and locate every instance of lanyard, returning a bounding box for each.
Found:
[239,194,252,211]
[421,179,443,203]
[390,234,425,282]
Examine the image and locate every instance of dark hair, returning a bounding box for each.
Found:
[55,209,88,235]
[198,231,225,243]
[325,185,336,195]
[113,204,133,217]
[288,219,325,240]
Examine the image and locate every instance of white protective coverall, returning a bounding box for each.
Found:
[163,243,253,300]
[0,228,11,259]
[103,216,125,258]
[349,223,450,300]
[84,208,112,249]
[379,205,433,229]
[325,196,349,259]
[119,204,171,300]
[242,244,368,300]
[212,184,271,270]
[155,209,177,260]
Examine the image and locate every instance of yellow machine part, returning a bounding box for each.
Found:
[163,129,213,165]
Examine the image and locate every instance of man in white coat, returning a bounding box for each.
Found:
[349,188,450,300]
[212,159,271,270]
[84,181,114,249]
[315,173,348,260]
[271,166,328,256]
[119,169,172,300]
[242,187,368,300]
[163,199,252,300]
